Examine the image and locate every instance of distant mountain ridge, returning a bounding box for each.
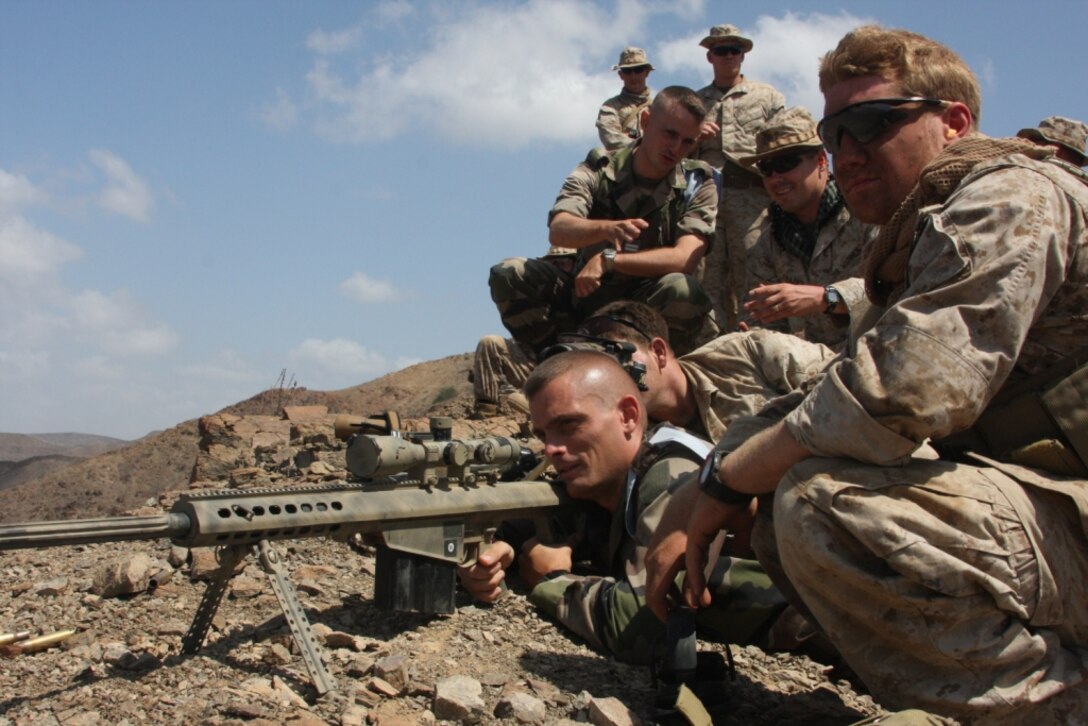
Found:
[0,432,129,462]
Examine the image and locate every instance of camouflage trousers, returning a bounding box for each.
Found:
[472,335,535,404]
[530,555,786,665]
[699,186,770,332]
[754,456,1088,724]
[489,257,720,356]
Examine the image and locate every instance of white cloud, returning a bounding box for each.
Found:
[304,0,647,148]
[0,213,83,285]
[70,289,180,356]
[339,271,401,304]
[306,26,362,55]
[288,338,394,387]
[89,148,155,222]
[0,169,43,213]
[260,87,299,131]
[375,0,415,24]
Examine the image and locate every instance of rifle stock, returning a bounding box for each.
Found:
[0,417,573,696]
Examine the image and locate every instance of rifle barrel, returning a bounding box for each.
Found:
[0,513,192,550]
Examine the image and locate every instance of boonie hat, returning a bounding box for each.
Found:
[612,47,654,71]
[1017,116,1088,166]
[738,107,824,168]
[699,24,753,52]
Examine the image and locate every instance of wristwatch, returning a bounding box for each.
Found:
[696,449,754,506]
[823,285,843,314]
[601,248,617,275]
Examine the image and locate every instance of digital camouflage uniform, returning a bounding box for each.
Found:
[489,144,720,356]
[529,425,785,664]
[596,88,652,151]
[742,196,875,350]
[679,328,836,442]
[694,79,785,331]
[726,149,1088,722]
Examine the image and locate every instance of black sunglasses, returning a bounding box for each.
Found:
[817,97,948,155]
[756,152,812,177]
[619,65,651,75]
[710,45,744,57]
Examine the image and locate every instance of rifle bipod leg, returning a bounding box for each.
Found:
[182,544,247,655]
[255,539,338,695]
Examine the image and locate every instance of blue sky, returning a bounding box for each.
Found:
[3,0,1086,439]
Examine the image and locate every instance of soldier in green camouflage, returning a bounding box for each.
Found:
[489,86,721,358]
[457,350,784,664]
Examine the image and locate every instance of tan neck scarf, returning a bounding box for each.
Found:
[863,135,1052,305]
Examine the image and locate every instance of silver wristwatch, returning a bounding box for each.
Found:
[601,248,617,275]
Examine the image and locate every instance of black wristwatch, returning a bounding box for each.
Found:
[601,248,617,275]
[823,285,842,314]
[696,449,754,506]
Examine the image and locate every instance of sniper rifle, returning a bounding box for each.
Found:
[0,414,574,695]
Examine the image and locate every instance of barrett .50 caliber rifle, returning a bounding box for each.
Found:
[0,414,573,695]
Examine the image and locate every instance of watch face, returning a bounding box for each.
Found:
[698,451,719,488]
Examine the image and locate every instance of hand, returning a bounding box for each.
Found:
[456,541,515,603]
[682,494,742,610]
[644,475,701,623]
[519,538,573,588]
[744,283,825,323]
[574,253,607,297]
[698,120,720,143]
[602,218,648,247]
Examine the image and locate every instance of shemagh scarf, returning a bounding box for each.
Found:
[770,179,845,266]
[863,135,1052,305]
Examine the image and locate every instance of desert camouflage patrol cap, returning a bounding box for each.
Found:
[612,47,654,71]
[699,24,753,52]
[738,107,823,168]
[1017,116,1088,166]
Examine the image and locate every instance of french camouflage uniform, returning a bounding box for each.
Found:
[596,88,652,151]
[721,144,1088,722]
[471,335,535,407]
[529,425,785,664]
[694,79,785,331]
[489,143,720,356]
[742,185,875,350]
[679,328,836,442]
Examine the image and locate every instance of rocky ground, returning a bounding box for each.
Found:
[0,402,890,725]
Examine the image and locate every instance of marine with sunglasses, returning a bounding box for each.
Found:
[737,107,876,350]
[596,47,655,152]
[646,25,1088,722]
[691,24,785,333]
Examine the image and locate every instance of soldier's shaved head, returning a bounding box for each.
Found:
[525,350,646,428]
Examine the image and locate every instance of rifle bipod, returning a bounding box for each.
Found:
[181,540,337,695]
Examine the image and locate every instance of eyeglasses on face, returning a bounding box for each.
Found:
[755,152,813,177]
[710,45,743,57]
[817,97,948,155]
[619,65,651,75]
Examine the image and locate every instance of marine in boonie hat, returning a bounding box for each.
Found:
[1017,116,1088,166]
[699,24,753,52]
[612,47,654,71]
[738,107,823,169]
